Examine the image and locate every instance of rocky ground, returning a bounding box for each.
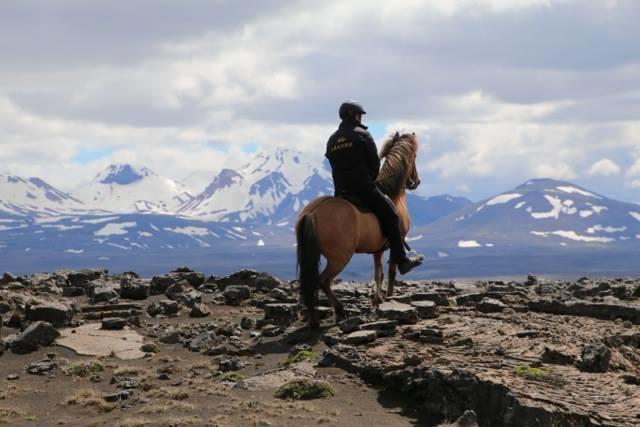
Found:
[1,268,640,426]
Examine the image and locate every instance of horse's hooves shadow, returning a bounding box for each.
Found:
[284,324,332,345]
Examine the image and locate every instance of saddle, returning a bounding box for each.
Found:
[336,191,372,214]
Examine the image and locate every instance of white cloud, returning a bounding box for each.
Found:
[628,159,640,177]
[0,0,638,202]
[588,158,621,176]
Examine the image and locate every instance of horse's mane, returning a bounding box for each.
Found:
[376,132,417,198]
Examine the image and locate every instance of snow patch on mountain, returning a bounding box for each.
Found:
[531,195,577,219]
[487,193,521,205]
[586,225,626,234]
[94,222,137,236]
[556,186,601,199]
[531,230,614,243]
[458,240,482,248]
[164,226,210,236]
[630,211,640,222]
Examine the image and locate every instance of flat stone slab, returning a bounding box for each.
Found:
[377,301,418,324]
[57,323,145,360]
[237,361,316,391]
[345,330,377,345]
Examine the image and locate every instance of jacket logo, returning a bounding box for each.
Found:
[331,137,352,152]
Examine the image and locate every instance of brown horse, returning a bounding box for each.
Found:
[295,132,421,328]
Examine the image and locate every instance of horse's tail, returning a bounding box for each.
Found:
[296,213,321,314]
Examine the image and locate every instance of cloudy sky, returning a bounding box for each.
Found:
[1,0,639,202]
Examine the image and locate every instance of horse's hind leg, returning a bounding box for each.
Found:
[387,262,397,298]
[320,259,349,323]
[373,252,384,305]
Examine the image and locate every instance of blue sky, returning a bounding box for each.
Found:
[0,0,639,203]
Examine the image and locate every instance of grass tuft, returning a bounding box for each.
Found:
[64,389,115,413]
[286,350,319,366]
[513,364,565,386]
[274,380,335,400]
[64,361,105,377]
[219,371,246,382]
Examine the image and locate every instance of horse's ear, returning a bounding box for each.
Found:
[393,131,399,141]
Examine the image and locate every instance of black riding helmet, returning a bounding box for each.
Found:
[339,100,366,120]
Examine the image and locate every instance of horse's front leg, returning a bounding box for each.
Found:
[387,261,397,298]
[372,252,384,304]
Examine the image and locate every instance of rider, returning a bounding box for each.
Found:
[325,100,424,275]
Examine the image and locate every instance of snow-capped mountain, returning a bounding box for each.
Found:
[0,172,86,216]
[416,178,640,250]
[72,164,193,214]
[178,148,333,223]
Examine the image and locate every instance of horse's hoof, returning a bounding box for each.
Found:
[372,293,384,305]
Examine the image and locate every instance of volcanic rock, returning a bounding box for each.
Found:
[150,274,178,295]
[177,289,202,308]
[577,343,611,373]
[62,286,84,297]
[67,269,106,287]
[376,301,418,324]
[189,303,210,318]
[477,298,506,313]
[165,280,192,300]
[261,324,284,337]
[90,283,120,303]
[345,330,377,345]
[223,285,251,305]
[218,355,244,372]
[25,358,60,375]
[147,300,179,317]
[338,316,366,333]
[119,278,150,300]
[158,327,181,344]
[216,269,282,291]
[411,291,450,306]
[411,300,437,318]
[264,303,299,326]
[360,320,398,337]
[25,300,73,327]
[101,318,127,330]
[541,347,576,365]
[10,321,60,354]
[0,272,19,285]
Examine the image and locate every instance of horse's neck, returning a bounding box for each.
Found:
[392,190,411,234]
[391,187,406,205]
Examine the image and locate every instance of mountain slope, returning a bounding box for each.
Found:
[178,148,332,222]
[0,172,86,216]
[415,178,640,250]
[407,194,473,226]
[73,164,193,214]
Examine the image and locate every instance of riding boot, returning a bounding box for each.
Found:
[386,223,424,275]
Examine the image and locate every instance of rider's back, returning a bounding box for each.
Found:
[325,120,380,194]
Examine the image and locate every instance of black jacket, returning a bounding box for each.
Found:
[325,119,380,193]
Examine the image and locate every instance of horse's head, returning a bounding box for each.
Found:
[378,131,421,196]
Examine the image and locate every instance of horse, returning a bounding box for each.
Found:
[295,131,421,328]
